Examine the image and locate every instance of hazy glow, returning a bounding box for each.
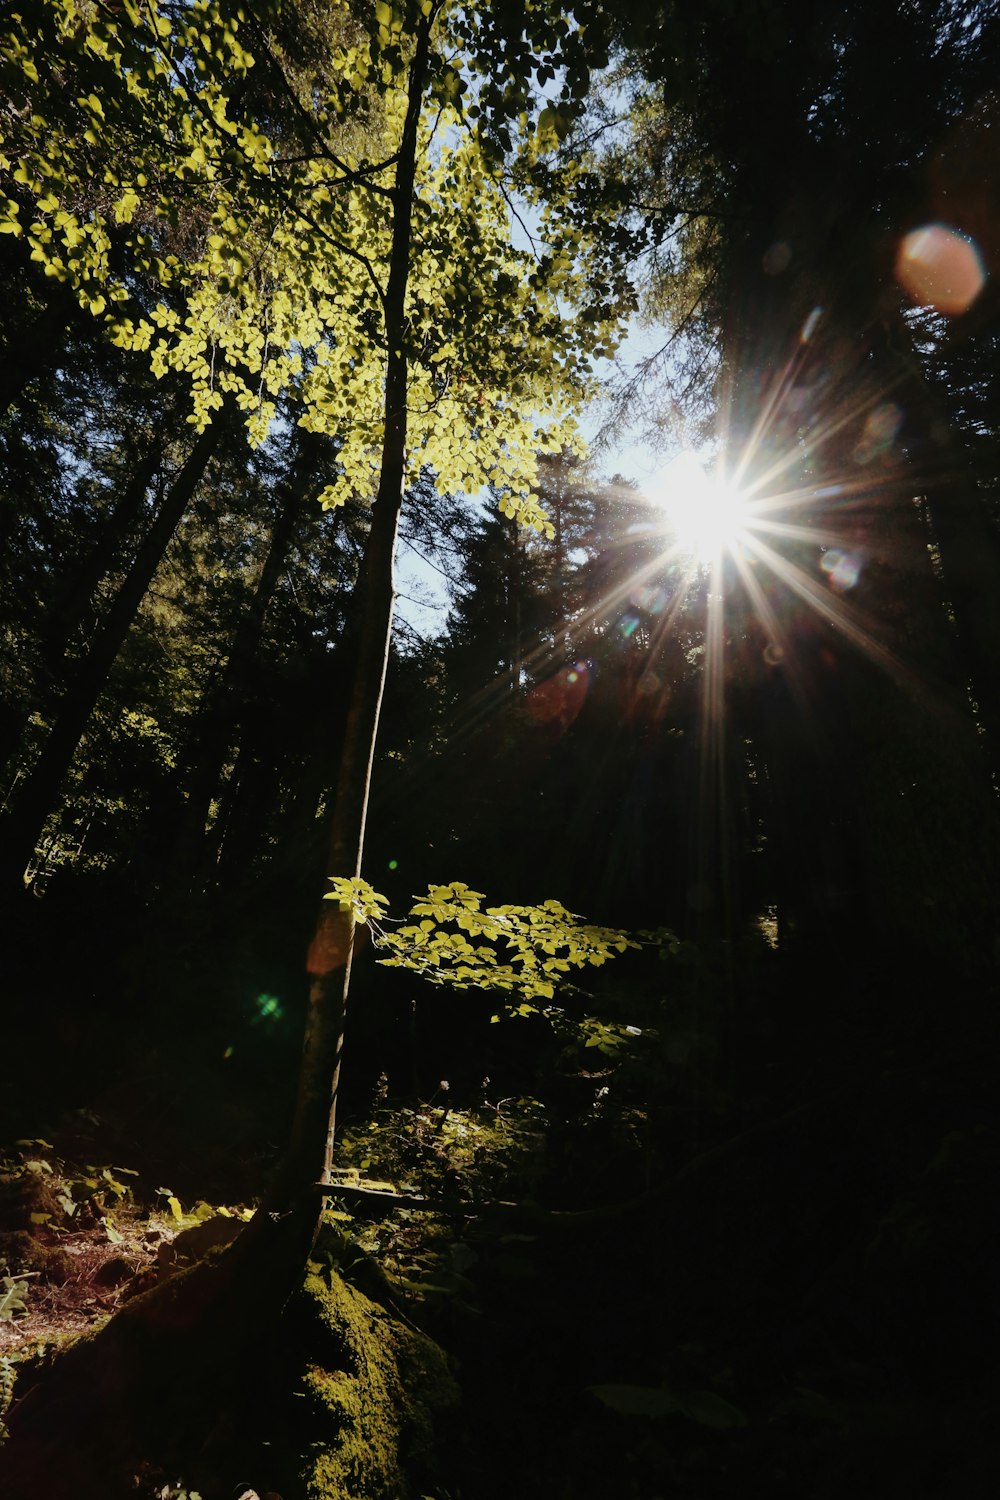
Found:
[653,454,751,566]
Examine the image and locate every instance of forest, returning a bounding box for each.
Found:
[1,0,999,1496]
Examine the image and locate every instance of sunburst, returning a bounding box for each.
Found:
[649,452,752,568]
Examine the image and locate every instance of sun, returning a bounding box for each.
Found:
[652,453,751,566]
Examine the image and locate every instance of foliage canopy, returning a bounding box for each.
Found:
[1,0,641,528]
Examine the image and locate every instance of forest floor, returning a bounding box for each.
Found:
[2,920,999,1499]
[0,1140,251,1365]
[3,1062,999,1500]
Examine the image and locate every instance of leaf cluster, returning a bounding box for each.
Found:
[2,0,642,526]
[327,875,637,1004]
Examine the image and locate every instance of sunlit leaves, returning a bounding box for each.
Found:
[326,875,391,925]
[2,0,638,525]
[324,877,636,1004]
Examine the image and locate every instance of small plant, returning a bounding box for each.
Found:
[152,1189,254,1230]
[0,1354,15,1445]
[0,1271,30,1323]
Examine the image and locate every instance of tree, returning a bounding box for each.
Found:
[606,0,1000,965]
[0,417,228,891]
[2,0,642,1252]
[443,489,547,698]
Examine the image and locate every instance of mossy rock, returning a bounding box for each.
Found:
[0,1210,458,1500]
[289,1267,458,1500]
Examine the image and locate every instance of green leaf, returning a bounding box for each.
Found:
[589,1384,679,1417]
[589,1384,748,1429]
[102,1217,124,1245]
[673,1389,749,1429]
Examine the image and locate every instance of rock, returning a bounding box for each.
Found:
[156,1215,243,1272]
[93,1256,138,1288]
[292,1268,458,1499]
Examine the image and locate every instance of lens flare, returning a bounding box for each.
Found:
[252,992,283,1024]
[895,223,986,316]
[820,548,861,592]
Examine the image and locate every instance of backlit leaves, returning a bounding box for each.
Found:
[1,0,638,531]
[325,877,636,1003]
[326,875,392,925]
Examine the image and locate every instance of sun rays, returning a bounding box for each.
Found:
[427,430,912,776]
[381,205,993,939]
[394,329,944,901]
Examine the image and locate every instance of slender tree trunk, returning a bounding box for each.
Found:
[171,466,306,878]
[552,489,568,657]
[896,337,1000,790]
[509,513,524,690]
[273,12,433,1213]
[44,440,167,668]
[929,480,1000,783]
[0,421,222,895]
[0,437,166,776]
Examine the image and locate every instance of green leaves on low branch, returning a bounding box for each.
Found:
[325,877,637,1006]
[326,876,391,927]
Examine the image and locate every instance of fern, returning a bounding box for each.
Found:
[0,1354,15,1445]
[0,1272,29,1320]
[0,1274,29,1322]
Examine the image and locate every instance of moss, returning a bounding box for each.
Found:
[291,1269,458,1500]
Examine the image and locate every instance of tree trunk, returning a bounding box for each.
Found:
[0,421,222,895]
[171,462,307,879]
[901,348,1000,790]
[0,435,166,777]
[272,12,433,1217]
[45,440,167,668]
